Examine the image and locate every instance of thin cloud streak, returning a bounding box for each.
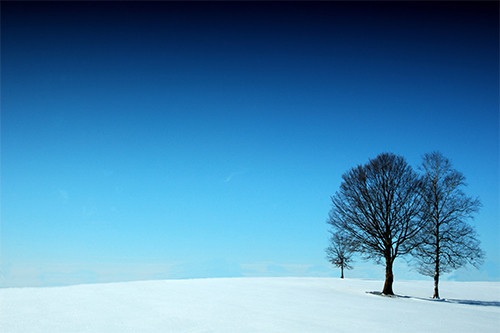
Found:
[224,169,247,183]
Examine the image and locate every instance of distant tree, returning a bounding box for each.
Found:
[326,230,356,278]
[328,153,425,295]
[413,152,483,299]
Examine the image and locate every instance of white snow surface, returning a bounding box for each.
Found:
[1,277,499,332]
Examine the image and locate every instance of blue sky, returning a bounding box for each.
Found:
[1,2,498,287]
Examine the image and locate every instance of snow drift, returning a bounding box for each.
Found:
[1,277,499,332]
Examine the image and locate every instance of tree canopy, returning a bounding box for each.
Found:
[328,153,425,295]
[412,152,483,298]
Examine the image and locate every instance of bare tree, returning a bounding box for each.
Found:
[326,231,356,278]
[413,152,483,299]
[328,153,424,295]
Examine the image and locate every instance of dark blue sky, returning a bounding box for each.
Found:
[1,2,498,286]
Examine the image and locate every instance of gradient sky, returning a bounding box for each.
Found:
[1,2,498,287]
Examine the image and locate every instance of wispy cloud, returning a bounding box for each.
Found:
[82,205,97,217]
[58,189,69,203]
[224,168,247,183]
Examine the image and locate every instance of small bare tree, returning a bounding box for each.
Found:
[413,152,483,299]
[326,231,356,278]
[328,153,425,295]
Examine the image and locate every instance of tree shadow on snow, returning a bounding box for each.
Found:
[366,291,500,307]
[418,297,500,307]
[366,291,411,299]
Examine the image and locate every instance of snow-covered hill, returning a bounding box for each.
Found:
[1,277,499,332]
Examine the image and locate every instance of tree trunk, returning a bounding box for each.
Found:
[433,250,440,299]
[382,258,394,295]
[433,270,440,299]
[340,265,344,279]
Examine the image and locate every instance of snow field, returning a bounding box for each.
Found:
[1,277,499,332]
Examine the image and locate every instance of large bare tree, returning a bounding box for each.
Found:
[413,152,483,299]
[326,230,356,279]
[328,153,424,295]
